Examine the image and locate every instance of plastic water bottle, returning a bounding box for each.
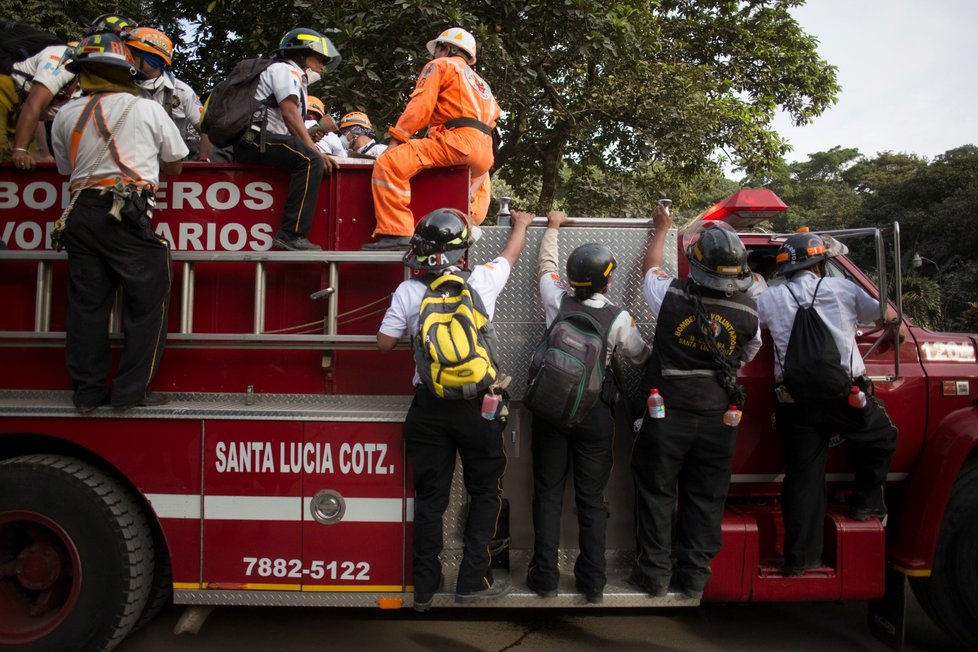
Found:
[848,385,867,409]
[647,389,665,419]
[481,392,501,420]
[722,405,742,427]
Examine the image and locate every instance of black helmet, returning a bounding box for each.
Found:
[276,28,341,72]
[404,208,473,271]
[85,14,135,37]
[684,221,752,293]
[567,243,616,294]
[776,231,827,275]
[64,33,139,76]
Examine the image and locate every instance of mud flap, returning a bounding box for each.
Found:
[867,564,906,652]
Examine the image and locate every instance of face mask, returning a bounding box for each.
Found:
[306,70,321,85]
[137,75,165,91]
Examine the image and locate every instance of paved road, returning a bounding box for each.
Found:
[120,592,967,651]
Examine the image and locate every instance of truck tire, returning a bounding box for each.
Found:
[0,455,153,651]
[909,458,978,649]
[130,524,172,634]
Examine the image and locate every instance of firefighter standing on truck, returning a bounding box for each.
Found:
[376,208,532,611]
[50,32,187,412]
[756,231,898,576]
[363,27,499,251]
[629,204,760,599]
[526,210,650,603]
[232,28,341,252]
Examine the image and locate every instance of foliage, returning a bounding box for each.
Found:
[44,0,838,215]
[0,0,148,40]
[900,274,942,330]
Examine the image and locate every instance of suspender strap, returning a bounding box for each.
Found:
[444,117,492,135]
[92,100,142,182]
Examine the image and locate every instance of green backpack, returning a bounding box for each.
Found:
[414,272,499,400]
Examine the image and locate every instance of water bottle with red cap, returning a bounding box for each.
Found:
[722,405,742,427]
[848,385,867,409]
[647,388,665,419]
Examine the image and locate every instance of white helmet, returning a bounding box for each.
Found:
[426,27,477,63]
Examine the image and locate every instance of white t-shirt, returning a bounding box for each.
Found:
[255,60,306,136]
[757,270,882,380]
[51,93,189,190]
[12,45,74,96]
[379,258,512,385]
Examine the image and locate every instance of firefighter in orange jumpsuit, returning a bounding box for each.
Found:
[362,27,500,250]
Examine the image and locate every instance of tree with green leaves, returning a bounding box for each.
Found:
[37,0,837,215]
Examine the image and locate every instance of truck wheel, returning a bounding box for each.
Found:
[909,458,978,649]
[0,455,153,651]
[130,524,172,634]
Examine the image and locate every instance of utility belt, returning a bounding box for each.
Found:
[444,117,493,136]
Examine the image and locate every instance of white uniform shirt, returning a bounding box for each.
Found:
[536,228,649,367]
[138,74,203,128]
[304,119,345,156]
[354,139,387,158]
[757,269,881,381]
[12,45,74,95]
[51,93,188,190]
[642,266,763,365]
[255,60,306,136]
[379,257,512,386]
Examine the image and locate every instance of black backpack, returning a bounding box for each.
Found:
[200,57,276,148]
[524,295,622,428]
[779,278,852,402]
[0,21,62,75]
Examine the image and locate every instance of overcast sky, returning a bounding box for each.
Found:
[769,0,978,166]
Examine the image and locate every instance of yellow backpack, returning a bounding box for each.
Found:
[414,271,499,400]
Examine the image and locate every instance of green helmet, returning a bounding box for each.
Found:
[276,28,341,72]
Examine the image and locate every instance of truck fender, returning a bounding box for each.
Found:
[890,406,978,574]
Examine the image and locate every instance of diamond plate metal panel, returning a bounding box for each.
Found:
[0,390,411,421]
[471,224,677,399]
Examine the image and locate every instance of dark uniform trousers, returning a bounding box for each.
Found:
[775,393,897,570]
[528,400,614,594]
[64,191,171,408]
[631,408,737,593]
[233,134,323,239]
[404,385,506,596]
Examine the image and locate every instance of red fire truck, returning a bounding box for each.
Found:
[1,162,976,652]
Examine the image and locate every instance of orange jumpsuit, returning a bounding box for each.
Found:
[371,55,500,237]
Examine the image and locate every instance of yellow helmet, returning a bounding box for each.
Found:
[339,111,372,131]
[426,27,477,64]
[306,96,326,119]
[128,27,174,67]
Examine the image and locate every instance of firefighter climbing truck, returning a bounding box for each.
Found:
[1,162,977,652]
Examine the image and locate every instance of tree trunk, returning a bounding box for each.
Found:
[538,126,568,211]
